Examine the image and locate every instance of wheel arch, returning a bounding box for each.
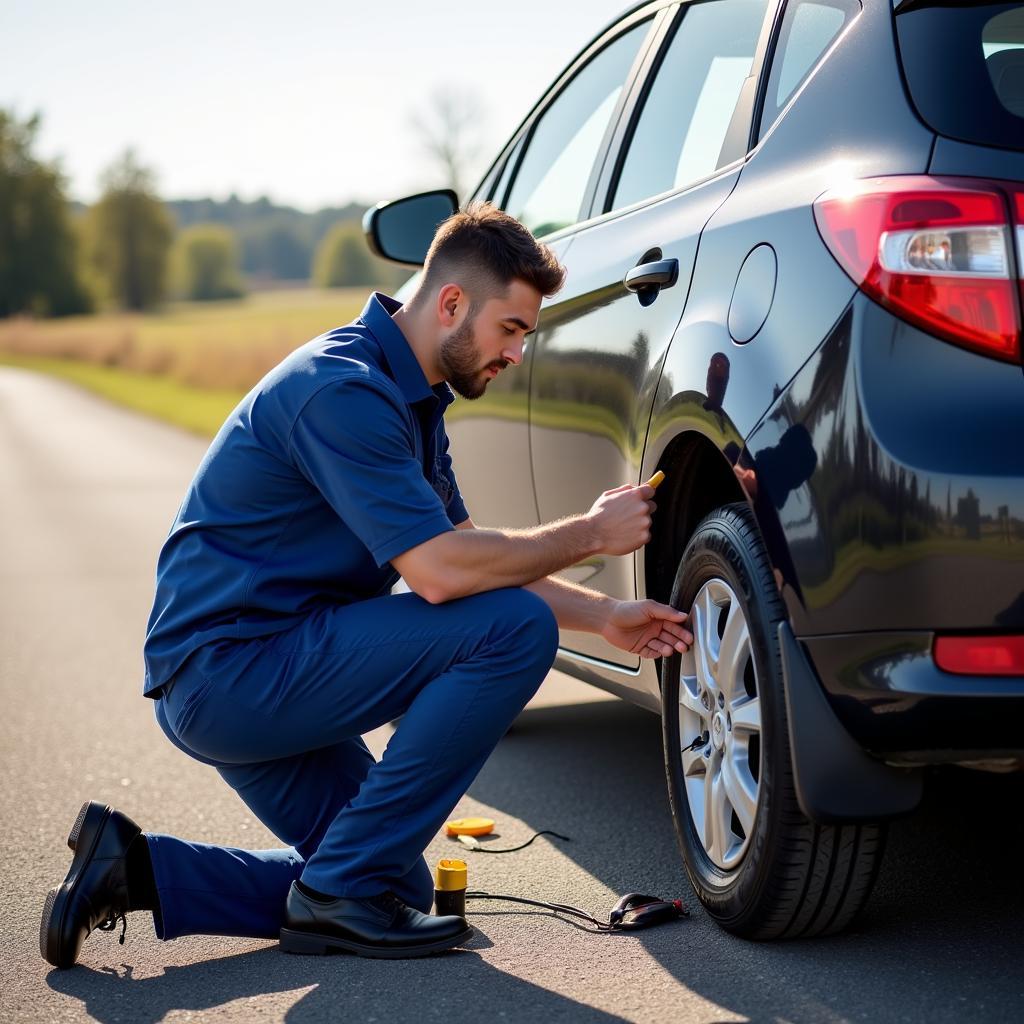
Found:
[644,430,749,609]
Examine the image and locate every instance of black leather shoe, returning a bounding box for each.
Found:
[280,882,473,959]
[40,801,142,968]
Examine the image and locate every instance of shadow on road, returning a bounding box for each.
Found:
[44,700,1024,1024]
[46,944,628,1024]
[469,700,1024,1023]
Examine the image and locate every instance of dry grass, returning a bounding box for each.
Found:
[0,287,368,394]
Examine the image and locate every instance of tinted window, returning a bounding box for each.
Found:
[895,2,1024,150]
[759,0,860,140]
[986,9,1024,116]
[505,22,648,237]
[611,0,769,212]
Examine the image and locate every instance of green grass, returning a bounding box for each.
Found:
[0,353,243,437]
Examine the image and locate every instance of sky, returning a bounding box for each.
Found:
[3,0,631,211]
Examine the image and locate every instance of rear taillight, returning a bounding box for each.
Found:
[1012,189,1024,328]
[934,635,1024,676]
[813,176,1021,363]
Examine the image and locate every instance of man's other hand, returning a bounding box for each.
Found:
[586,484,656,556]
[601,600,693,659]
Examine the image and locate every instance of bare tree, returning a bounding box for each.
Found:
[409,86,486,201]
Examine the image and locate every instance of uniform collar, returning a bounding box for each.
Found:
[360,292,453,409]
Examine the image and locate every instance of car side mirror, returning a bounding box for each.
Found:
[363,189,459,266]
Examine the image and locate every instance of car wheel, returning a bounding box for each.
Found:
[661,502,886,938]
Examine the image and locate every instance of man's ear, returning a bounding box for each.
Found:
[436,283,465,328]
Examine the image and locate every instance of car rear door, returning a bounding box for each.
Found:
[525,0,776,671]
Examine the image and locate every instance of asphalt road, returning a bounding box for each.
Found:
[2,364,1023,1024]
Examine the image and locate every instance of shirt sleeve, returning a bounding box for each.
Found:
[436,425,470,526]
[288,376,455,567]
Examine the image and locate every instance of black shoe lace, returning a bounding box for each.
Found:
[98,911,128,945]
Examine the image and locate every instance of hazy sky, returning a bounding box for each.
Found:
[3,0,630,211]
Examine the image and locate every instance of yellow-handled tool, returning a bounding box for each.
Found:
[645,470,665,490]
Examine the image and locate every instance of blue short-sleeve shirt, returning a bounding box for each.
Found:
[142,292,469,696]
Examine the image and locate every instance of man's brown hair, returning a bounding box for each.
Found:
[420,201,566,305]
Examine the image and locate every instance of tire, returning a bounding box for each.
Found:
[661,502,886,939]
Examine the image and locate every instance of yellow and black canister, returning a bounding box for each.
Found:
[434,858,468,918]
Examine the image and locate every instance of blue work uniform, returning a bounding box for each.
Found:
[142,293,558,941]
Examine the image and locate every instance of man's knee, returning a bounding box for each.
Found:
[478,587,559,676]
[515,587,559,664]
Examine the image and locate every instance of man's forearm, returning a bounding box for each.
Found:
[524,573,616,633]
[395,483,655,604]
[401,516,601,603]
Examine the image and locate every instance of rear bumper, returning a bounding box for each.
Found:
[802,630,1024,762]
[779,623,1024,824]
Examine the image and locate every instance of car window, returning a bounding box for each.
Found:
[758,0,860,141]
[504,21,649,238]
[895,2,1024,149]
[610,0,770,213]
[985,9,1024,118]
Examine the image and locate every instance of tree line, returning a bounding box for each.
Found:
[1,110,405,318]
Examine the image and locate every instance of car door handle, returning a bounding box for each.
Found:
[624,258,679,294]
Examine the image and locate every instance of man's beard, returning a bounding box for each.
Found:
[438,316,508,400]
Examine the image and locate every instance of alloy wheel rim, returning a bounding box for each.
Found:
[677,578,762,870]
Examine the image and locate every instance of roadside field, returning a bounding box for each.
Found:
[0,288,368,436]
[0,288,367,393]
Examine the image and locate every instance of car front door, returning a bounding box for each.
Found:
[526,0,775,673]
[444,11,660,531]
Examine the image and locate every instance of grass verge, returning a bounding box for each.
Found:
[0,288,366,393]
[0,353,243,438]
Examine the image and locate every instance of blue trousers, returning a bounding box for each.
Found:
[146,588,558,941]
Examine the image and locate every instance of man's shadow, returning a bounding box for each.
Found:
[47,941,629,1024]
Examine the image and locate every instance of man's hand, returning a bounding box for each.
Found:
[601,600,693,659]
[586,484,656,556]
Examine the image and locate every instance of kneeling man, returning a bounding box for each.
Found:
[42,202,692,965]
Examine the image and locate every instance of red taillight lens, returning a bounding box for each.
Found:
[813,176,1021,362]
[934,635,1024,676]
[1012,189,1024,324]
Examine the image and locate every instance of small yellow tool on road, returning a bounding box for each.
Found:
[645,470,665,490]
[445,817,495,837]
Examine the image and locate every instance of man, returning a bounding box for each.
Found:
[41,202,692,966]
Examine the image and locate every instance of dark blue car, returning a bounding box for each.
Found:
[366,0,1024,938]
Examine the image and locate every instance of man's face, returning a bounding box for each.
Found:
[438,279,542,400]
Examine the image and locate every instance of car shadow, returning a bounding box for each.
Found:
[471,699,1024,1024]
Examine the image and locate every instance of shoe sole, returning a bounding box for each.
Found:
[40,801,111,968]
[67,801,91,851]
[279,924,474,960]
